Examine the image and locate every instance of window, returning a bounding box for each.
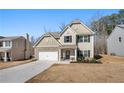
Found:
[84,36,87,42]
[78,36,83,42]
[119,37,122,42]
[84,50,90,57]
[88,50,90,57]
[78,50,83,57]
[84,35,90,42]
[88,35,90,42]
[64,36,72,43]
[78,50,90,57]
[78,35,90,43]
[5,41,11,47]
[0,42,3,47]
[84,50,88,57]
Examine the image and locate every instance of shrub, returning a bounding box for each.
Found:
[94,55,102,59]
[73,57,102,64]
[77,57,82,61]
[90,58,102,64]
[82,56,85,60]
[77,56,85,62]
[90,58,97,63]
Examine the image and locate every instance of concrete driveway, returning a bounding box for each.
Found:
[0,61,55,83]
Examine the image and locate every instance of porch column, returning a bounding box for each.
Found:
[75,48,77,61]
[4,52,7,62]
[59,49,61,61]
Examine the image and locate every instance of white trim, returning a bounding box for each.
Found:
[60,26,76,36]
[33,36,44,47]
[107,26,124,40]
[4,52,7,62]
[39,51,58,61]
[75,48,77,61]
[34,20,94,48]
[49,33,62,46]
[80,21,95,35]
[33,33,62,47]
[68,26,77,34]
[60,20,94,36]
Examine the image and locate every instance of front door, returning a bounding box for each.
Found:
[66,50,70,59]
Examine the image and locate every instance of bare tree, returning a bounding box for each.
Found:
[30,36,36,45]
[43,26,47,33]
[90,11,108,55]
[59,23,66,31]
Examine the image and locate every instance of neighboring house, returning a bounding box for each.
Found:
[107,25,124,56]
[0,36,4,39]
[34,20,94,62]
[0,34,33,62]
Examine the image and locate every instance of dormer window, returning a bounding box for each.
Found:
[64,36,72,43]
[119,37,122,42]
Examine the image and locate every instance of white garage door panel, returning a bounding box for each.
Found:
[39,52,58,61]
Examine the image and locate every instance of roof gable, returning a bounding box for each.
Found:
[34,20,94,47]
[60,26,77,36]
[107,25,124,40]
[60,20,94,36]
[70,23,93,35]
[34,33,61,47]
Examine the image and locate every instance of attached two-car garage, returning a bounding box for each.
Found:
[39,51,58,61]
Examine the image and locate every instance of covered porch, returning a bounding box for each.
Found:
[59,45,77,61]
[0,48,12,62]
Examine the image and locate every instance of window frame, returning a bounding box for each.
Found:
[0,42,3,47]
[78,35,90,43]
[78,36,83,42]
[119,37,122,42]
[64,36,72,43]
[5,41,11,47]
[78,50,90,57]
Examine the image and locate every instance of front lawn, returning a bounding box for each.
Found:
[26,55,124,83]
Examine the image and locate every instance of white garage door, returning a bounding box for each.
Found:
[39,52,58,61]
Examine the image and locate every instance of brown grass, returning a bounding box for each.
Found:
[0,58,37,70]
[100,55,124,63]
[26,55,124,83]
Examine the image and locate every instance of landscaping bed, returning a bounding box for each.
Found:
[70,59,102,64]
[71,55,102,64]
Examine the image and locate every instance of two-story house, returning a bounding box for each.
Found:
[0,34,33,62]
[34,20,94,62]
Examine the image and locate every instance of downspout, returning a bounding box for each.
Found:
[24,38,26,60]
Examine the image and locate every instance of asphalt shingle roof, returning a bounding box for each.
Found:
[0,36,21,41]
[44,32,60,39]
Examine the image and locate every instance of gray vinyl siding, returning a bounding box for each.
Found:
[107,26,124,56]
